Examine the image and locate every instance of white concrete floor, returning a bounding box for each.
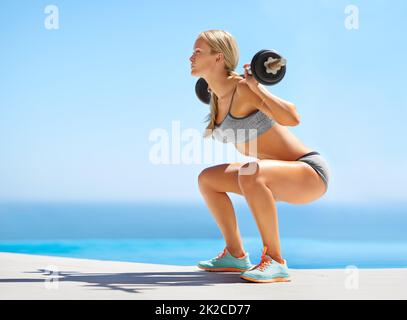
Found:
[1,252,406,300]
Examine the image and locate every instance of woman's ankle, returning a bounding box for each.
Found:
[268,255,285,265]
[227,247,246,259]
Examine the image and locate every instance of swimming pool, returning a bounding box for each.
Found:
[1,201,406,268]
[1,237,406,269]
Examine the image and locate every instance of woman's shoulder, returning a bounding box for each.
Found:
[227,75,257,105]
[235,79,256,103]
[232,78,263,115]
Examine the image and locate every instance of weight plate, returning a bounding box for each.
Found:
[195,77,211,104]
[251,49,286,85]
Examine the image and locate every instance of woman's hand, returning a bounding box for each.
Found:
[238,63,260,92]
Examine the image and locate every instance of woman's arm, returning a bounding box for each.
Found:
[242,83,301,126]
[252,84,300,126]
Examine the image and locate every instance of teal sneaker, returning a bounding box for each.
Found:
[197,247,253,272]
[240,246,291,283]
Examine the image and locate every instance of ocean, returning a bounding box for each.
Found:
[0,201,406,269]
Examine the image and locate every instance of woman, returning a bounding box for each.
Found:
[190,30,331,283]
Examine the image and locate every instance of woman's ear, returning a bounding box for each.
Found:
[216,52,224,63]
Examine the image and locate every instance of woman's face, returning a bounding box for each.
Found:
[189,37,219,77]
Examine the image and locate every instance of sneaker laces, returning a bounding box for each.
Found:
[212,247,228,261]
[253,246,272,271]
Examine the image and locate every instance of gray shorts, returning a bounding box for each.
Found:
[295,151,331,191]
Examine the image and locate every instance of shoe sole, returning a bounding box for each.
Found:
[198,266,251,272]
[240,275,292,283]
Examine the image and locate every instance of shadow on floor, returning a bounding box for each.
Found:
[0,268,252,294]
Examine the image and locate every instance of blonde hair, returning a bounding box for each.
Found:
[198,30,240,139]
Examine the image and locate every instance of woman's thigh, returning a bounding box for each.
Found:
[198,162,244,195]
[239,159,327,204]
[198,159,327,204]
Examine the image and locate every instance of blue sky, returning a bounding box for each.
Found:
[0,0,406,204]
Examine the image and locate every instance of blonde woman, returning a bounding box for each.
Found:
[190,30,331,283]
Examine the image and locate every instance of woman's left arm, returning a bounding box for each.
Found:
[251,84,301,126]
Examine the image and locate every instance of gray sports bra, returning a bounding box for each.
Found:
[212,85,276,144]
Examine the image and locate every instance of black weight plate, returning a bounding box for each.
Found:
[251,49,286,85]
[249,49,268,76]
[195,77,211,104]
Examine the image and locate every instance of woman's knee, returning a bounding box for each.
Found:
[237,162,265,192]
[198,163,242,194]
[198,166,217,190]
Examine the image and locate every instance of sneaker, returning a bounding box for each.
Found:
[240,246,291,283]
[197,247,253,272]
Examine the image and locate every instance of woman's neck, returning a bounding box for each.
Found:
[205,73,238,99]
